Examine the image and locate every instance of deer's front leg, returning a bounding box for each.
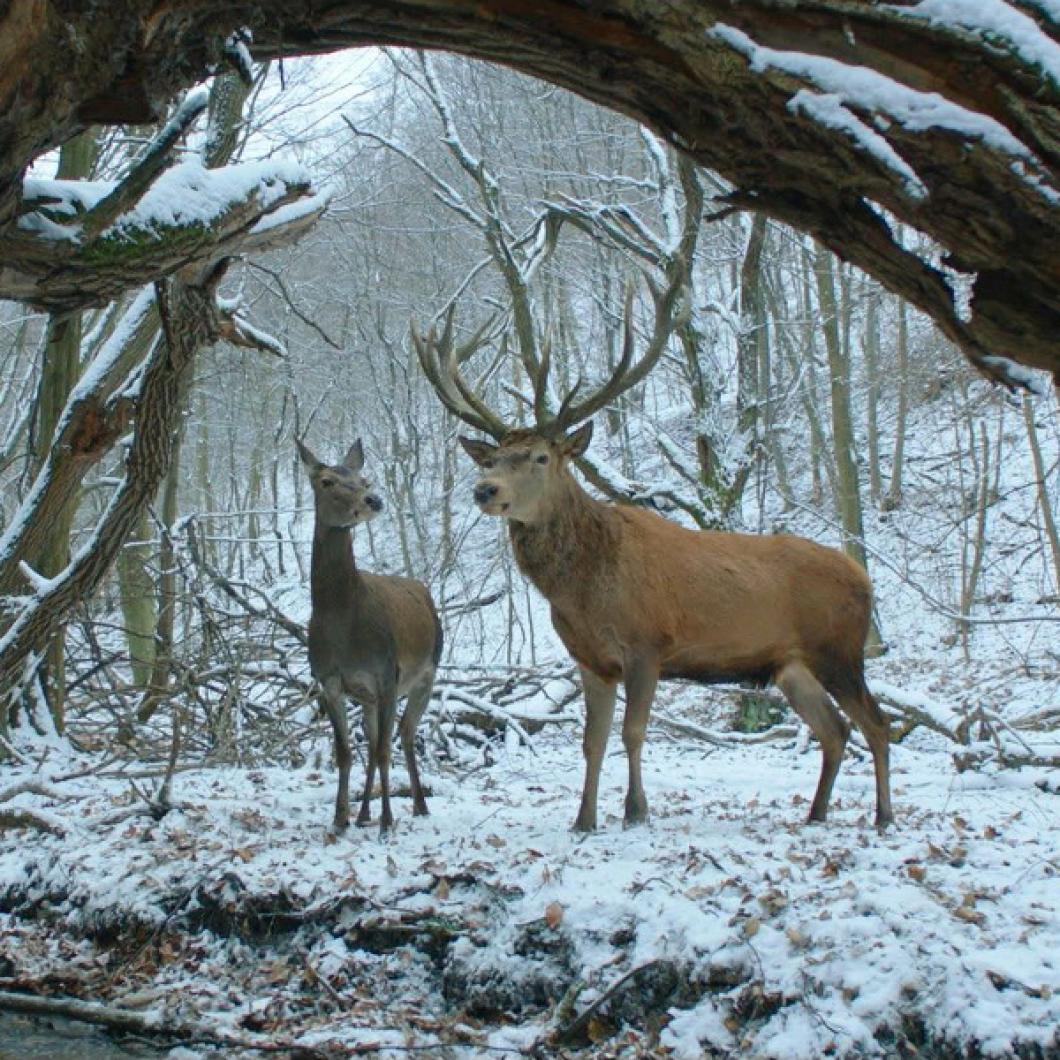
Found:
[622,653,659,827]
[356,697,379,828]
[320,678,351,832]
[573,666,618,832]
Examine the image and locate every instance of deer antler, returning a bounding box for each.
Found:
[411,307,509,440]
[550,275,687,434]
[416,272,686,442]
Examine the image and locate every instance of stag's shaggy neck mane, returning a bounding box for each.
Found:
[508,472,618,600]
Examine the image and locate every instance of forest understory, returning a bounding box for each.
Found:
[1,644,1057,1059]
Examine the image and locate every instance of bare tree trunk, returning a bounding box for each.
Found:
[883,298,910,512]
[1022,395,1060,601]
[863,284,883,507]
[794,249,835,508]
[23,130,100,730]
[134,409,185,722]
[734,213,768,516]
[957,422,991,658]
[195,390,216,566]
[814,246,882,651]
[117,506,158,688]
[0,275,222,746]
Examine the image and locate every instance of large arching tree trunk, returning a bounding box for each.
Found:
[1,2,1058,386]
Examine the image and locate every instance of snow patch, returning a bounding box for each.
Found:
[709,23,1060,202]
[788,89,928,199]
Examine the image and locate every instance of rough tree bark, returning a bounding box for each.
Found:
[0,273,221,734]
[1,2,1058,386]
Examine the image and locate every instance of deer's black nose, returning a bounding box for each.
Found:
[365,493,384,512]
[473,483,498,504]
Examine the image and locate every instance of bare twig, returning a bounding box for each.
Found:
[552,958,669,1044]
[0,809,66,836]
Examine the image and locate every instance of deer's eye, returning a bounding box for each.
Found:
[535,454,549,465]
[481,460,495,470]
[321,479,333,489]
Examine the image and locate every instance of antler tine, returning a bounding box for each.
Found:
[446,352,510,440]
[410,319,472,423]
[552,375,585,433]
[553,278,678,432]
[532,324,553,428]
[410,315,508,440]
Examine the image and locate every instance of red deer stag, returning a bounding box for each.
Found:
[298,438,442,834]
[412,303,892,833]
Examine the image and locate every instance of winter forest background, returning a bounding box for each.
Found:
[0,51,1057,1060]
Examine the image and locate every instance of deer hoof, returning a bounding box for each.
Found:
[332,816,350,834]
[571,816,597,833]
[624,795,649,827]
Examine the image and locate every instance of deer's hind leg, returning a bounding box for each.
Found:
[832,682,893,831]
[400,670,434,817]
[775,661,850,823]
[320,677,352,832]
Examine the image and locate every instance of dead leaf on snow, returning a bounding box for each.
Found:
[954,904,985,925]
[758,889,789,915]
[544,901,564,929]
[587,1015,611,1043]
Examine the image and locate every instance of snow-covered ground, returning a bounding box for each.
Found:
[1,656,1057,1058]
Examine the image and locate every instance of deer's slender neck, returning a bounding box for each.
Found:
[310,523,364,608]
[509,472,615,599]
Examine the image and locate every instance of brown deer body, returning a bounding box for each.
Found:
[414,286,891,832]
[298,439,442,834]
[460,424,893,832]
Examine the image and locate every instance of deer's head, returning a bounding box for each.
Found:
[412,279,685,522]
[297,438,384,530]
[459,424,593,523]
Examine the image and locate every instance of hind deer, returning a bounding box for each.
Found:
[297,438,442,835]
[412,298,893,833]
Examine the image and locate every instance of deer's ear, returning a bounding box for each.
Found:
[343,439,365,472]
[296,438,323,473]
[459,436,498,467]
[562,421,593,459]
